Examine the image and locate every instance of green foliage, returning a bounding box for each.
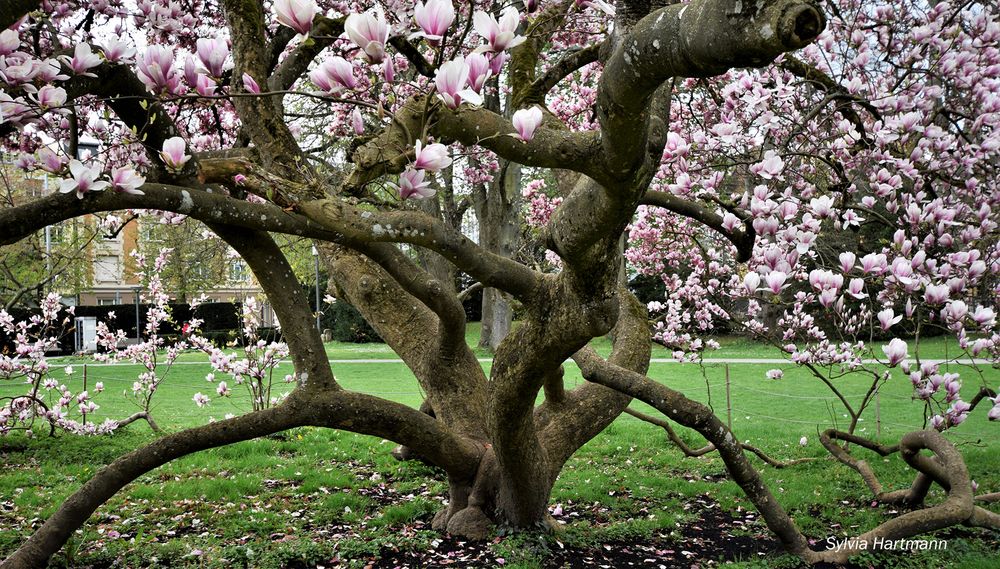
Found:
[327,300,382,343]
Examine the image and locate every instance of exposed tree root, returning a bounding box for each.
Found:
[624,407,815,468]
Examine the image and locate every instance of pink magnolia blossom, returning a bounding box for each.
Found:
[383,57,395,83]
[274,0,319,35]
[839,252,856,274]
[877,308,902,331]
[309,57,357,94]
[845,278,866,299]
[923,283,949,305]
[473,7,526,53]
[0,29,19,56]
[31,85,66,109]
[351,108,364,135]
[988,403,1000,421]
[196,38,230,78]
[742,272,761,293]
[159,137,191,171]
[488,52,510,75]
[413,139,452,171]
[58,160,110,199]
[413,0,455,42]
[195,73,217,96]
[242,73,261,94]
[751,150,784,180]
[345,7,390,63]
[859,253,887,275]
[809,195,835,219]
[137,46,181,94]
[110,167,146,195]
[37,147,66,173]
[970,306,996,328]
[61,44,102,77]
[394,168,435,200]
[466,52,491,93]
[511,106,543,142]
[721,212,740,232]
[434,57,482,109]
[101,38,135,63]
[192,392,210,407]
[882,338,908,367]
[764,271,787,294]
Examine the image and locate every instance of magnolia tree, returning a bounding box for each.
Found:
[0,0,998,566]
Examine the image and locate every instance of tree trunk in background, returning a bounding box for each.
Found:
[415,174,457,294]
[476,161,521,352]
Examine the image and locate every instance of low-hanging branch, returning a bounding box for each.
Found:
[623,407,815,468]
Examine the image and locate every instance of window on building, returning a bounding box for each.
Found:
[97,298,117,306]
[94,255,121,283]
[229,260,250,283]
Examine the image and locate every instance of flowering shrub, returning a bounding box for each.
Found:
[0,293,116,435]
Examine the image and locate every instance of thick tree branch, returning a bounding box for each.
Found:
[221,0,308,180]
[211,226,337,391]
[0,185,339,247]
[537,287,650,473]
[320,243,488,439]
[298,199,542,300]
[0,0,38,30]
[520,43,602,106]
[597,0,825,176]
[346,96,605,191]
[1,405,305,569]
[268,15,345,92]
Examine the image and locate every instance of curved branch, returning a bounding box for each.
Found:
[1,404,305,569]
[574,349,995,565]
[597,0,825,176]
[269,15,345,92]
[115,411,160,432]
[0,184,339,248]
[519,43,602,106]
[343,96,604,188]
[210,225,337,390]
[640,190,755,262]
[432,102,606,183]
[537,287,650,474]
[320,243,489,439]
[357,242,468,351]
[573,345,815,558]
[298,199,542,300]
[624,407,813,468]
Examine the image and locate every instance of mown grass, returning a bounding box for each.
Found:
[0,326,997,568]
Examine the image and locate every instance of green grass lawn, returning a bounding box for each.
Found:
[1,327,997,568]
